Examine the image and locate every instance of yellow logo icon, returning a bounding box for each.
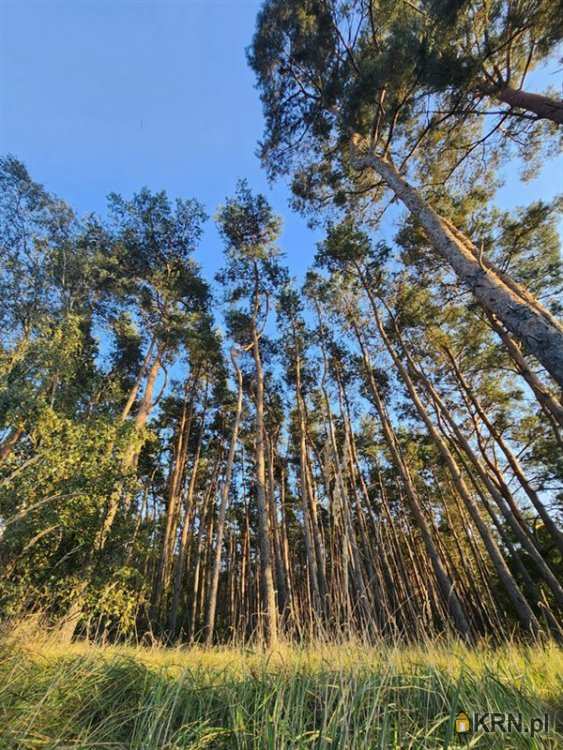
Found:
[455,711,471,733]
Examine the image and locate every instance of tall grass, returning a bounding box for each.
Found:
[0,624,561,748]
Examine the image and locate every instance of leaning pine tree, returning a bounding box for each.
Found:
[249,0,563,386]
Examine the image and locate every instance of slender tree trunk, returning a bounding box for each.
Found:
[314,299,370,627]
[443,343,563,554]
[169,387,208,637]
[484,311,563,431]
[123,349,162,471]
[266,433,288,616]
[188,474,218,642]
[121,338,156,421]
[151,373,198,619]
[368,298,540,633]
[350,318,473,640]
[205,349,244,644]
[433,383,563,608]
[304,427,329,607]
[390,327,563,607]
[251,264,278,647]
[292,320,324,620]
[278,467,294,625]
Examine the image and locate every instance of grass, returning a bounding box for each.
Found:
[0,626,561,748]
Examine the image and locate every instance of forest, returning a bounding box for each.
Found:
[0,1,562,746]
[1,0,562,648]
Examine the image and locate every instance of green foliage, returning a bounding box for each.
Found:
[249,0,562,221]
[216,179,281,261]
[0,407,132,617]
[216,181,287,353]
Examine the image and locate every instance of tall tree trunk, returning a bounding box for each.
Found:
[205,349,244,644]
[351,142,563,387]
[384,315,563,606]
[443,343,563,554]
[188,472,218,642]
[304,427,329,608]
[120,338,156,421]
[251,264,278,647]
[314,298,370,627]
[151,372,198,619]
[292,319,324,620]
[484,312,563,431]
[123,349,162,471]
[428,372,563,608]
[266,433,288,617]
[168,386,208,637]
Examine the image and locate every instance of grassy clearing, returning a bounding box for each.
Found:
[0,628,561,749]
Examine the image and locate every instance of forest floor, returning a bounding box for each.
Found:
[0,627,561,749]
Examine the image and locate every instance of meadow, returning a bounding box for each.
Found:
[0,624,561,749]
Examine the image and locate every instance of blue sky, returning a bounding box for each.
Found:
[0,0,325,285]
[0,0,560,289]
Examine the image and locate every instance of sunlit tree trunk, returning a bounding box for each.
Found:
[442,343,563,554]
[168,386,208,637]
[151,373,198,619]
[483,311,563,432]
[123,349,162,471]
[489,85,563,125]
[352,143,563,387]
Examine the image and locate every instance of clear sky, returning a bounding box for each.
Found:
[0,0,560,288]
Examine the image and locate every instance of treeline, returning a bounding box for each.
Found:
[1,0,562,646]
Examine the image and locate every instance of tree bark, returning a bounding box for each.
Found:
[168,386,208,637]
[205,349,244,644]
[251,264,278,647]
[151,373,198,619]
[120,338,156,421]
[123,349,162,471]
[352,144,563,388]
[443,343,563,554]
[484,311,563,431]
[491,85,563,125]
